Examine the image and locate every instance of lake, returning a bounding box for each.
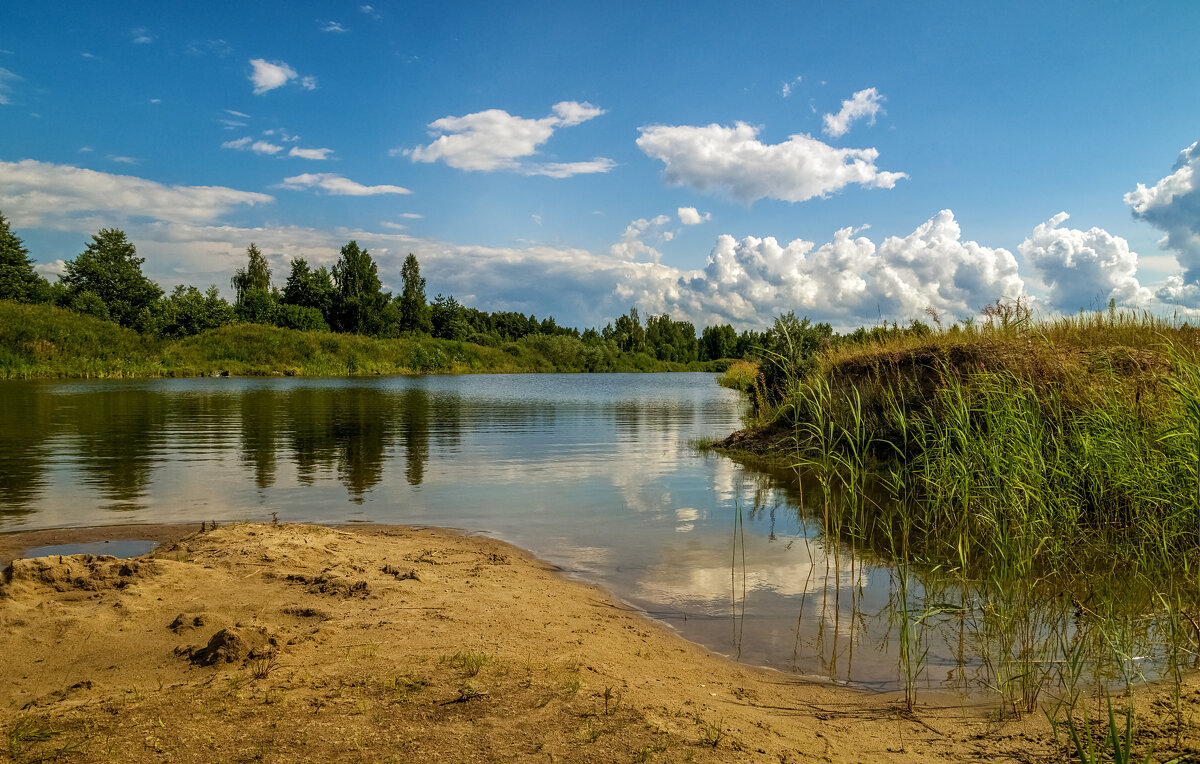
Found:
[0,373,1170,697]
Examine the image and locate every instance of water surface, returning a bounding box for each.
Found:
[0,373,1172,695]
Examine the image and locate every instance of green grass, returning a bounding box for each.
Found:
[0,301,728,379]
[727,304,1200,732]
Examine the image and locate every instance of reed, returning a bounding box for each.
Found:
[745,305,1200,729]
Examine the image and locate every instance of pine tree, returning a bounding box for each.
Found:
[0,211,48,303]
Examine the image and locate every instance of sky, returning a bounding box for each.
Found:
[2,1,1200,331]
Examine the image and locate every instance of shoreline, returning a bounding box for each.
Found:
[6,521,1192,761]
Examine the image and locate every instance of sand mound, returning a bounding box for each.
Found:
[1,554,156,594]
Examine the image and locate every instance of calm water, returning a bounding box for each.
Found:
[0,373,1166,695]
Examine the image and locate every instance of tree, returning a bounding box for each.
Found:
[331,240,389,335]
[60,228,162,328]
[0,211,49,303]
[430,294,469,340]
[398,253,431,334]
[609,308,645,353]
[231,243,276,324]
[701,324,737,360]
[281,258,335,323]
[231,243,272,301]
[157,284,234,338]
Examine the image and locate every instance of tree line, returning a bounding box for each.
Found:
[0,211,766,363]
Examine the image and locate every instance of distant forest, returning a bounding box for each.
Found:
[0,211,769,364]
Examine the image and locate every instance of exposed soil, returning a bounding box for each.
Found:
[2,522,1197,762]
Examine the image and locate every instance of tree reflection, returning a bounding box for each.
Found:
[399,388,429,486]
[239,388,279,490]
[0,384,53,519]
[72,387,165,511]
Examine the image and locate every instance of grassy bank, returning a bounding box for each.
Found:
[0,301,729,379]
[718,307,1200,734]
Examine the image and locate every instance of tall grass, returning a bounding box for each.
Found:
[745,305,1200,736]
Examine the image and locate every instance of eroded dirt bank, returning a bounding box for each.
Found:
[2,523,1195,762]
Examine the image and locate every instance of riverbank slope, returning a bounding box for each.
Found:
[0,301,727,379]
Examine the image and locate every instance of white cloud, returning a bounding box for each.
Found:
[321,21,347,32]
[622,210,1024,329]
[130,27,154,44]
[0,161,1039,332]
[822,88,884,138]
[678,207,710,225]
[248,59,309,95]
[1018,212,1151,311]
[280,173,411,196]
[221,137,283,155]
[288,146,333,160]
[0,67,20,105]
[1153,274,1200,307]
[149,98,161,104]
[225,109,251,119]
[610,215,672,263]
[406,101,611,177]
[78,146,93,153]
[550,101,605,127]
[359,5,380,18]
[525,158,615,178]
[34,260,67,281]
[399,213,422,219]
[380,222,406,231]
[219,119,246,129]
[0,159,272,229]
[107,155,138,164]
[1125,141,1200,283]
[781,75,802,98]
[636,121,906,204]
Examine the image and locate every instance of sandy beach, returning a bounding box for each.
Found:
[2,522,1196,762]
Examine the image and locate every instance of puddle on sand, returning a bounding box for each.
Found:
[21,539,159,559]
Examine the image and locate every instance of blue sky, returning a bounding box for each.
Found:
[3,1,1200,330]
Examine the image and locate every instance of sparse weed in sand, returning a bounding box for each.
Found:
[695,716,726,748]
[250,652,278,679]
[442,650,489,677]
[387,674,427,704]
[561,672,583,695]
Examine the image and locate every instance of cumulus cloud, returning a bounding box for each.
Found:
[0,67,20,105]
[1018,212,1151,311]
[405,101,612,177]
[678,207,710,225]
[249,59,313,95]
[781,75,802,98]
[280,173,411,195]
[822,88,884,137]
[610,215,672,263]
[1125,141,1200,283]
[624,210,1024,329]
[221,137,283,155]
[636,122,906,204]
[0,159,272,229]
[288,146,333,160]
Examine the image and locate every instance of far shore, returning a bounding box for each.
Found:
[2,521,1197,761]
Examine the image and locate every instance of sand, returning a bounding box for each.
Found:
[2,522,1197,762]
